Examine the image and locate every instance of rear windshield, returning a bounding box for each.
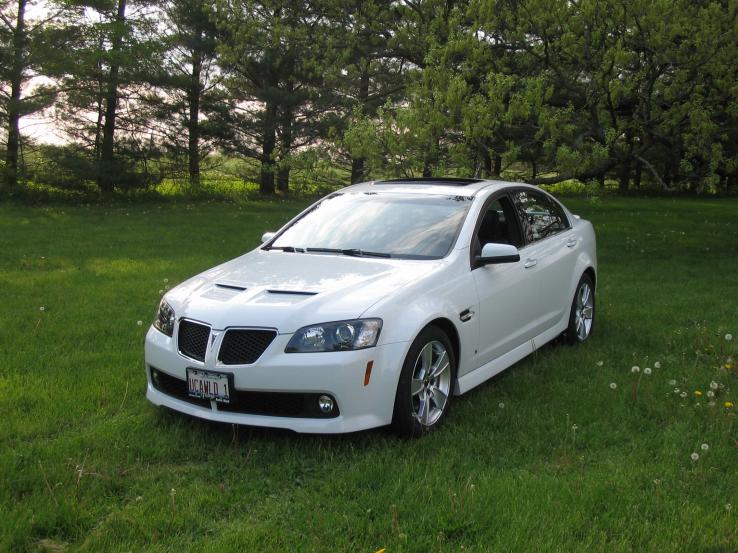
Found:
[269,192,472,259]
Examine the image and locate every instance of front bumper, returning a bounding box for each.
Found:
[144,326,408,433]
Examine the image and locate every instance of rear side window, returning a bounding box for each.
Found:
[512,190,569,244]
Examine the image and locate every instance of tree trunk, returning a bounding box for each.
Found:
[633,158,642,189]
[276,112,291,194]
[618,160,631,194]
[98,0,127,193]
[4,0,26,189]
[492,154,502,177]
[350,65,370,184]
[260,101,277,195]
[187,29,203,186]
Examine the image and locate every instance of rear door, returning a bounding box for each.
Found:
[511,189,577,337]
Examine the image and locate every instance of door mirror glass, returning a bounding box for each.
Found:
[476,243,520,266]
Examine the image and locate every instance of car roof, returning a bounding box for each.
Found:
[343,177,539,197]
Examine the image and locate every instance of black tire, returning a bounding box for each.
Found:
[565,272,595,345]
[391,325,456,438]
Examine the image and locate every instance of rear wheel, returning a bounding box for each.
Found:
[391,326,455,438]
[566,273,595,344]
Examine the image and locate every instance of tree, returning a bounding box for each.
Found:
[0,0,60,188]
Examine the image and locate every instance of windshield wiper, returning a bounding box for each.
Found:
[263,246,305,252]
[306,247,392,258]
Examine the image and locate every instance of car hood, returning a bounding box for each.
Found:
[165,249,442,333]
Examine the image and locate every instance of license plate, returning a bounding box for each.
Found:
[187,368,231,403]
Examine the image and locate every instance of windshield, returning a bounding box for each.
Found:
[268,192,472,259]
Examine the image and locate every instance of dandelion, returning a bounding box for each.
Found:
[694,390,703,397]
[609,382,617,390]
[164,278,169,283]
[707,390,715,398]
[725,363,734,370]
[498,402,505,409]
[710,381,719,390]
[654,361,661,369]
[596,360,604,367]
[690,452,699,461]
[39,306,45,311]
[674,388,680,393]
[700,443,709,451]
[159,289,164,295]
[631,365,640,373]
[680,392,687,398]
[137,320,143,326]
[726,333,733,341]
[669,379,677,386]
[708,401,716,407]
[725,401,734,409]
[572,424,579,431]
[644,367,652,375]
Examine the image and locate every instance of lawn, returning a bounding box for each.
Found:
[1,196,736,552]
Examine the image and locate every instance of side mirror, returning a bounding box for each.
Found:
[475,243,520,267]
[261,232,276,243]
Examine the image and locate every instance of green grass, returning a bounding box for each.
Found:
[1,197,736,552]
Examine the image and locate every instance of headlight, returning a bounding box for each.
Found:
[285,319,382,353]
[153,299,176,337]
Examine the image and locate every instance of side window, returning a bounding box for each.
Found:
[473,196,523,256]
[512,190,569,244]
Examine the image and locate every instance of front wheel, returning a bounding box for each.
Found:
[391,326,455,438]
[566,273,595,344]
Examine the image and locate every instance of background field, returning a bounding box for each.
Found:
[1,197,736,552]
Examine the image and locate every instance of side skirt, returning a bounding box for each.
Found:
[454,317,568,395]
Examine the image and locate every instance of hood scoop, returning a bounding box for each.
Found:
[266,289,317,296]
[200,283,247,301]
[252,289,318,306]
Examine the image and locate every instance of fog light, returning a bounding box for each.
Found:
[317,394,334,414]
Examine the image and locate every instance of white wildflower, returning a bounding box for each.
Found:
[707,390,715,398]
[137,320,143,326]
[669,379,677,386]
[710,381,719,390]
[631,365,640,373]
[498,402,505,409]
[596,360,604,367]
[726,333,733,341]
[644,367,652,375]
[690,452,699,462]
[680,392,687,398]
[700,443,709,451]
[39,306,45,312]
[654,361,661,369]
[164,278,169,283]
[609,382,617,390]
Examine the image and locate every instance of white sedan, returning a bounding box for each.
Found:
[145,178,596,436]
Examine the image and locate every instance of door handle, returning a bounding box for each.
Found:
[524,258,537,269]
[566,237,578,248]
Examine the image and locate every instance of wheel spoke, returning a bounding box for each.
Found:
[430,386,447,411]
[420,343,433,378]
[580,285,589,308]
[419,396,431,426]
[430,349,447,377]
[410,378,423,396]
[582,306,593,318]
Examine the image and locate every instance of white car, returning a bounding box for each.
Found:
[145,178,596,436]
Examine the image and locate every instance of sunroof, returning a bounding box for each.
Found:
[373,177,483,186]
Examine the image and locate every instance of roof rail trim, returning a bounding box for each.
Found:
[373,177,484,186]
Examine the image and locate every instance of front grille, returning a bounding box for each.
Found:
[178,319,210,361]
[149,367,338,418]
[218,329,277,365]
